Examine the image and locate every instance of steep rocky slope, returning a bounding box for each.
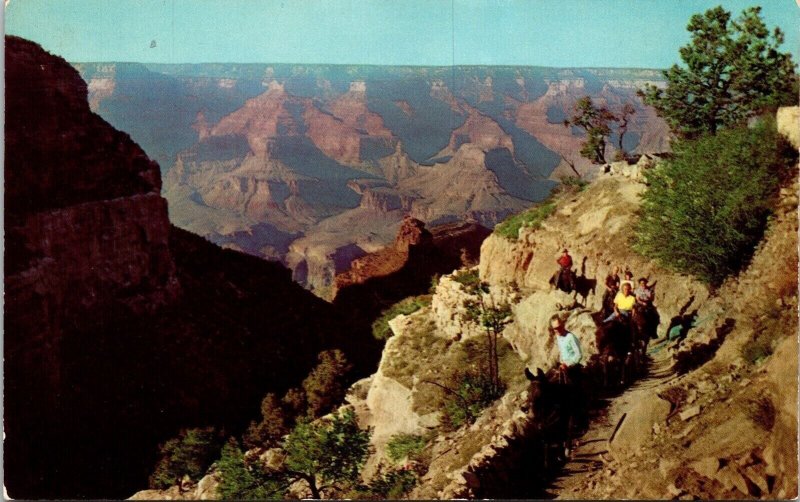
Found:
[344,116,797,499]
[556,177,798,499]
[4,37,376,499]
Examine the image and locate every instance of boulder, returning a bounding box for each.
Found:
[503,290,597,366]
[194,473,220,500]
[679,405,700,421]
[689,457,720,479]
[715,465,753,496]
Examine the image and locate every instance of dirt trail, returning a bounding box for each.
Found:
[547,341,676,499]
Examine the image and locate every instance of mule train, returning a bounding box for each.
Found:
[524,303,660,469]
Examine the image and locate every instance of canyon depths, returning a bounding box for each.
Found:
[74,61,670,298]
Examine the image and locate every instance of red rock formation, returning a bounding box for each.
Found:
[332,217,490,321]
[303,85,394,166]
[439,105,515,156]
[394,215,433,251]
[210,81,295,156]
[335,216,431,288]
[303,100,364,165]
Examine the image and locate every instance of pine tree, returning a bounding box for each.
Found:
[639,6,796,139]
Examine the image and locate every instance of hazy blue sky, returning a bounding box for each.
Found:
[5,0,800,67]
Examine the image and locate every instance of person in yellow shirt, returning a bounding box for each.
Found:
[603,282,635,323]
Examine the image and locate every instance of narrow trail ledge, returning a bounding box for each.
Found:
[348,110,798,500]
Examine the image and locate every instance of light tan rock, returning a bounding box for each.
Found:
[503,290,597,367]
[777,106,800,149]
[715,465,752,496]
[679,405,700,421]
[609,397,671,461]
[689,457,720,479]
[742,464,770,494]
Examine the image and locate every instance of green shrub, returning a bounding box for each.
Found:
[243,393,289,450]
[495,200,557,241]
[303,349,353,419]
[342,465,418,500]
[366,466,418,499]
[635,119,796,285]
[371,295,432,340]
[741,334,778,365]
[216,439,284,500]
[386,433,427,464]
[441,372,505,430]
[281,387,307,418]
[149,427,225,489]
[451,269,481,289]
[740,307,790,365]
[283,408,371,498]
[746,396,776,431]
[559,175,589,192]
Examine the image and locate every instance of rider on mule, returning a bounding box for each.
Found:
[552,316,588,432]
[634,277,659,335]
[634,278,655,307]
[603,282,635,323]
[554,249,575,292]
[602,266,621,316]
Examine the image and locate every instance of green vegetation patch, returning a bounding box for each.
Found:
[372,295,432,340]
[495,199,557,241]
[635,119,796,286]
[216,439,284,500]
[559,175,589,192]
[386,433,429,464]
[451,269,481,289]
[740,305,795,365]
[441,371,504,430]
[149,427,225,490]
[381,316,450,391]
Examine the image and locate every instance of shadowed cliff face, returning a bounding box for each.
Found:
[4,36,378,499]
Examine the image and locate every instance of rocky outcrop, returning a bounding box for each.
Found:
[4,37,377,499]
[332,217,490,318]
[479,175,711,325]
[603,152,664,182]
[567,175,798,498]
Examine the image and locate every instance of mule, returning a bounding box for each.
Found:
[551,267,576,293]
[632,303,660,364]
[525,367,587,466]
[595,314,637,386]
